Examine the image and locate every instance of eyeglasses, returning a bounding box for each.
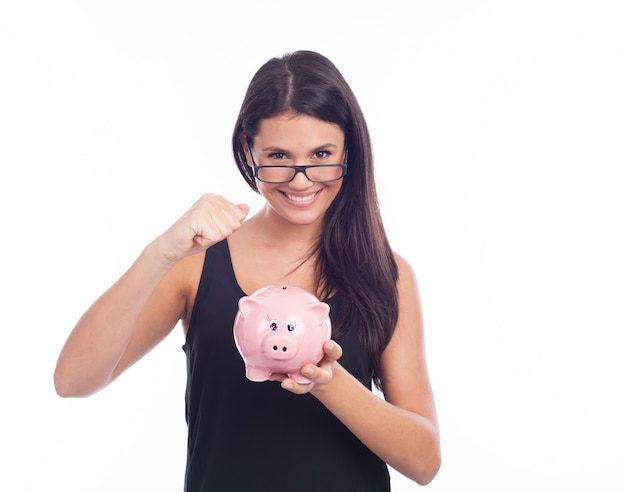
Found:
[247,143,347,184]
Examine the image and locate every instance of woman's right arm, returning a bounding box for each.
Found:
[53,194,249,398]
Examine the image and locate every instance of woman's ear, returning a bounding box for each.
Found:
[239,133,252,168]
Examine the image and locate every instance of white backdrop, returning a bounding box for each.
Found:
[1,1,625,490]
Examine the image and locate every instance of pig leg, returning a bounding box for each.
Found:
[245,365,272,382]
[289,371,312,384]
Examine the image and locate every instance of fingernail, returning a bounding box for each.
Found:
[303,367,314,376]
[327,341,335,350]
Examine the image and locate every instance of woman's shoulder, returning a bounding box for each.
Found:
[392,251,416,278]
[392,250,420,299]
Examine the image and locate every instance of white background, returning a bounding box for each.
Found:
[1,1,625,490]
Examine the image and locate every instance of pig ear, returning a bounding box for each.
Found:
[238,296,263,318]
[307,301,330,325]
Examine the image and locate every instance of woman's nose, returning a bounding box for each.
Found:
[288,169,313,189]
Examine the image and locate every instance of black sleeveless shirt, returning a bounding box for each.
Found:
[183,240,390,491]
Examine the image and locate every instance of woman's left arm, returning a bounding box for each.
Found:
[278,254,441,485]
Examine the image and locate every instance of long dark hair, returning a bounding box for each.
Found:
[232,51,398,388]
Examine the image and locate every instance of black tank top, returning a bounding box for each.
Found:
[183,239,390,491]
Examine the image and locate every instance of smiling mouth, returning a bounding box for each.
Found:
[283,191,319,203]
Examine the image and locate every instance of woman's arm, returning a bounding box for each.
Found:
[53,244,189,397]
[54,194,249,398]
[278,254,441,485]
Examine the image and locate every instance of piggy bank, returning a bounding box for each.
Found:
[233,285,331,384]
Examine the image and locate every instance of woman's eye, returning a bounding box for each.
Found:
[268,152,286,160]
[314,150,331,159]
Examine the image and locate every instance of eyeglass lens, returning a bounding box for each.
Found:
[256,165,344,183]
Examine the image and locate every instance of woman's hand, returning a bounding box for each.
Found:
[270,340,343,394]
[154,193,249,265]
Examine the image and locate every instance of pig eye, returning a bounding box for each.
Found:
[287,321,296,332]
[269,320,278,331]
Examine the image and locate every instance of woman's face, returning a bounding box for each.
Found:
[247,113,346,229]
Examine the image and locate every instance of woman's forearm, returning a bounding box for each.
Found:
[53,242,175,397]
[312,364,441,485]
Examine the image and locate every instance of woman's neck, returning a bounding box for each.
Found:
[253,204,324,248]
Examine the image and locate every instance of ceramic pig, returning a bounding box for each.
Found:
[233,285,332,384]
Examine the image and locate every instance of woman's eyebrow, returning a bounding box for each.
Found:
[260,146,288,153]
[312,143,339,152]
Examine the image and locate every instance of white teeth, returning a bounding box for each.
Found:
[286,192,316,202]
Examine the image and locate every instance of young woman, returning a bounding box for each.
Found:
[54,50,441,491]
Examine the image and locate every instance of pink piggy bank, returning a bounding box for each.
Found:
[233,284,331,384]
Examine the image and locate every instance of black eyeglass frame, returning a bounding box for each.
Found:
[247,142,348,184]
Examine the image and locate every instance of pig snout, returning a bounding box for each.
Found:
[262,334,298,361]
